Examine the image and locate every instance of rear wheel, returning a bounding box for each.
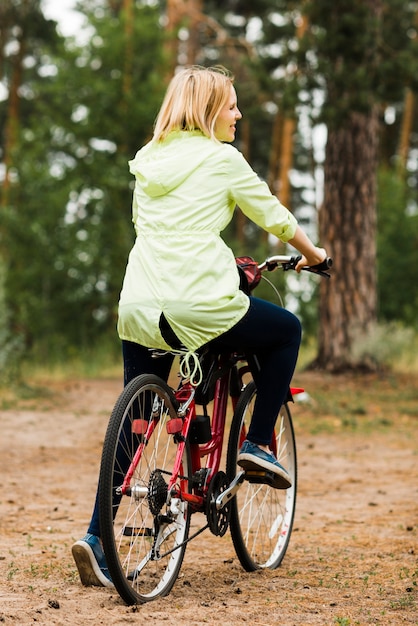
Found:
[99,374,192,604]
[226,381,297,570]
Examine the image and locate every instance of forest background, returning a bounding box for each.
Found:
[1,0,418,382]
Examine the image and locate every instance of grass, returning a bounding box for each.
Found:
[290,341,418,436]
[0,341,123,405]
[298,326,418,375]
[20,346,123,382]
[3,323,418,388]
[292,370,418,436]
[2,342,418,440]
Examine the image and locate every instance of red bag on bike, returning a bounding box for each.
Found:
[235,256,262,294]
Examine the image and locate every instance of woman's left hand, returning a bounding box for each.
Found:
[295,247,327,273]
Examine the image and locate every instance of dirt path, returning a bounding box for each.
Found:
[0,374,417,625]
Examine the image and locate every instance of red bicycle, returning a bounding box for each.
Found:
[98,254,331,605]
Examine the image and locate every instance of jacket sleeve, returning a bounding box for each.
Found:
[225,146,298,242]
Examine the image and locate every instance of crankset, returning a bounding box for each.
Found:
[206,471,231,537]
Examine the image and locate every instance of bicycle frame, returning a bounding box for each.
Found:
[164,353,240,510]
[120,349,303,514]
[115,352,242,511]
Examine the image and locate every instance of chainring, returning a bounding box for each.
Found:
[206,470,231,537]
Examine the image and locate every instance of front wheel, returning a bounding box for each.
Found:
[99,374,192,604]
[226,381,297,570]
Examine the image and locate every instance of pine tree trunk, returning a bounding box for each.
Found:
[2,33,24,207]
[236,117,250,247]
[186,0,203,65]
[278,116,295,210]
[398,88,415,172]
[315,107,379,371]
[122,0,134,99]
[164,0,182,75]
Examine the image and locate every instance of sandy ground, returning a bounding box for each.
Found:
[0,373,417,625]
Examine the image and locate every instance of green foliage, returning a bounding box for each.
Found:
[1,0,418,372]
[301,0,418,126]
[377,168,418,327]
[2,1,167,362]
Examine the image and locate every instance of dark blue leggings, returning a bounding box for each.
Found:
[87,297,301,536]
[208,296,301,444]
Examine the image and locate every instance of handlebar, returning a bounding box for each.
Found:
[258,255,333,278]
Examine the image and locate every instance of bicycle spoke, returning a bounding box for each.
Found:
[227,381,297,570]
[99,374,192,604]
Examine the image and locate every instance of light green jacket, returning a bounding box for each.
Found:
[117,131,297,351]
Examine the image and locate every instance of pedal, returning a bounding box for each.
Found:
[245,469,273,485]
[123,526,153,537]
[244,469,291,490]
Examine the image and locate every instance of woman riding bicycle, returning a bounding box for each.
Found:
[72,64,328,588]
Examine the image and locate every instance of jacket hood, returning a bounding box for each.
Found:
[129,131,214,198]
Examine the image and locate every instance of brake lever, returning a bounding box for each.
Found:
[265,260,279,271]
[282,256,300,272]
[303,266,332,278]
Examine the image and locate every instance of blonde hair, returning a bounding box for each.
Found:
[153,65,234,142]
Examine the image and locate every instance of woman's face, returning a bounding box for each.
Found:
[214,85,242,142]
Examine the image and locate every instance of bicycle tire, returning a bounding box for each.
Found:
[99,374,192,604]
[226,381,297,570]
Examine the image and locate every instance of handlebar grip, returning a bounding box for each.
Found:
[301,256,333,278]
[259,255,333,277]
[311,257,333,272]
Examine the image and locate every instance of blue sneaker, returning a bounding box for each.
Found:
[71,533,113,587]
[237,440,292,490]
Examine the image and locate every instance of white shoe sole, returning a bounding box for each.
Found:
[72,541,114,588]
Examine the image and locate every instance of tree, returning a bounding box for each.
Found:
[0,0,60,367]
[300,0,418,371]
[2,0,418,370]
[377,169,418,328]
[200,8,315,209]
[1,0,167,358]
[0,0,59,206]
